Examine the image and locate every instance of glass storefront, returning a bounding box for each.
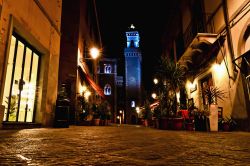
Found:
[2,34,39,122]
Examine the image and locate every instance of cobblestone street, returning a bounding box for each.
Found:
[0,125,250,165]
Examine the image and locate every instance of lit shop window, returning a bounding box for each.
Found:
[2,34,39,122]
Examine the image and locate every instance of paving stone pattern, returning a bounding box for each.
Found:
[0,125,250,165]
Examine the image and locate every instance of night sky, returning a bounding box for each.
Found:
[95,0,179,92]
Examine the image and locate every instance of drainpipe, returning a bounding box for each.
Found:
[222,0,237,80]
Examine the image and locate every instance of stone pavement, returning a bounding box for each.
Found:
[0,124,250,166]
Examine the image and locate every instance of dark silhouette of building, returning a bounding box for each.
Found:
[59,0,103,124]
[97,58,117,122]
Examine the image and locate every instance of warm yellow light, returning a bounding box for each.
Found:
[119,110,123,114]
[136,107,140,114]
[80,85,87,94]
[213,63,223,74]
[77,48,81,64]
[176,92,180,103]
[153,78,158,84]
[151,93,157,99]
[90,47,100,59]
[188,82,195,89]
[84,90,91,100]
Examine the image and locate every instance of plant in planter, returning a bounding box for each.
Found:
[203,86,226,131]
[92,103,100,126]
[203,86,226,106]
[152,106,161,128]
[142,99,152,127]
[182,99,196,131]
[5,95,17,121]
[76,95,92,125]
[106,110,112,125]
[219,116,237,131]
[157,56,186,130]
[193,108,210,131]
[98,100,110,126]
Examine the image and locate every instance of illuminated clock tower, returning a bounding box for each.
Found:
[124,24,142,124]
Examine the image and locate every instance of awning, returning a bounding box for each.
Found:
[233,50,250,76]
[78,65,105,98]
[178,33,225,77]
[150,101,159,110]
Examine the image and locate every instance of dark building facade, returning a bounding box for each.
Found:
[97,58,117,122]
[59,0,103,124]
[116,76,125,123]
[124,25,142,124]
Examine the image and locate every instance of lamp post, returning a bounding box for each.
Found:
[89,47,100,60]
[151,93,157,99]
[86,47,100,102]
[89,47,100,82]
[153,78,158,85]
[119,110,124,124]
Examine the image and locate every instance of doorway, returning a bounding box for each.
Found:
[2,33,40,122]
[200,74,213,107]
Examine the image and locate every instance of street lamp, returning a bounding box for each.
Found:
[86,47,101,101]
[136,107,140,113]
[84,90,91,101]
[153,78,158,85]
[151,93,157,99]
[89,47,100,59]
[119,110,124,124]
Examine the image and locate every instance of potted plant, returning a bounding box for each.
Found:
[157,56,186,130]
[5,95,17,121]
[219,116,237,131]
[183,100,196,131]
[76,95,92,126]
[106,110,112,125]
[193,108,210,131]
[92,104,100,126]
[152,106,161,128]
[203,86,226,131]
[142,99,152,127]
[99,100,110,126]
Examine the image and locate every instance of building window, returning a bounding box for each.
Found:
[131,101,135,108]
[2,33,40,122]
[104,84,111,95]
[104,64,112,74]
[200,74,213,107]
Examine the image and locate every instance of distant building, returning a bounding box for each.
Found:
[0,0,62,128]
[124,25,142,124]
[98,58,117,122]
[59,0,103,124]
